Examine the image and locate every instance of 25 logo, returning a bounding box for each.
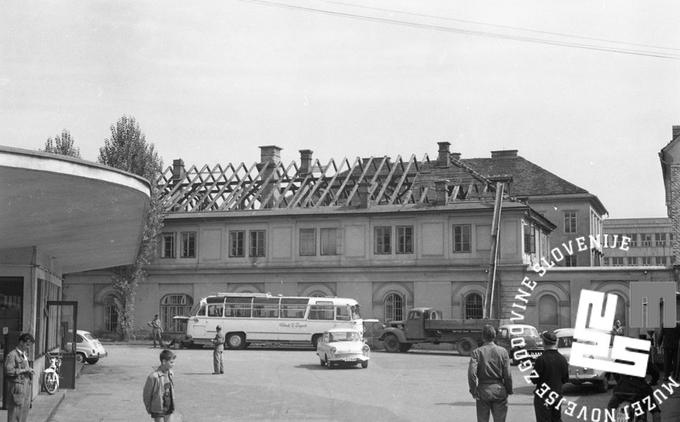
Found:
[571,282,676,378]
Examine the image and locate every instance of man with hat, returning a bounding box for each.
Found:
[212,325,225,374]
[531,331,569,422]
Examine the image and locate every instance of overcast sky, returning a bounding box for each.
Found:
[2,0,679,218]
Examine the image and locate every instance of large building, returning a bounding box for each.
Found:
[65,142,622,339]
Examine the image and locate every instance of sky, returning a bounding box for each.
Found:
[1,0,679,218]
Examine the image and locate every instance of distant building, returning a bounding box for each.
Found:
[602,218,673,267]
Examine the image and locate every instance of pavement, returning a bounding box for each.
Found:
[15,343,680,421]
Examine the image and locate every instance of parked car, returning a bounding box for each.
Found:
[68,330,107,364]
[554,328,614,393]
[316,328,369,369]
[496,324,543,365]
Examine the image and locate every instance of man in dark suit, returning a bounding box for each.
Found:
[532,331,569,422]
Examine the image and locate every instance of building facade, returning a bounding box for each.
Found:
[601,218,673,267]
[65,142,630,340]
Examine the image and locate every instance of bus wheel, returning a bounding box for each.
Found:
[227,333,245,350]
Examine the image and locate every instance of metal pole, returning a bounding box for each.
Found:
[484,179,507,319]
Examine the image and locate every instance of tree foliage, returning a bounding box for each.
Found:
[42,129,81,158]
[98,115,165,340]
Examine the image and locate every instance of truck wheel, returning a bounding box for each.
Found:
[457,337,475,356]
[399,343,412,353]
[383,334,401,353]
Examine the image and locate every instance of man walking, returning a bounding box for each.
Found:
[468,324,513,422]
[5,333,35,422]
[149,314,164,348]
[212,325,225,374]
[532,331,569,422]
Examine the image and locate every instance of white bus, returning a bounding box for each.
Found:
[176,293,365,349]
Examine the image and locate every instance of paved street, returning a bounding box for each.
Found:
[41,344,667,422]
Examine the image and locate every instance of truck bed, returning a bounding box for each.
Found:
[424,319,500,332]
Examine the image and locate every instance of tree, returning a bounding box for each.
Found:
[98,115,165,340]
[42,129,81,158]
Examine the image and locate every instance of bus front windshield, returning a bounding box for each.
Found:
[351,305,361,320]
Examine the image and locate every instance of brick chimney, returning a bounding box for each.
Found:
[437,142,451,167]
[258,145,282,208]
[299,149,313,175]
[172,159,185,182]
[435,180,449,205]
[451,152,461,161]
[491,150,518,159]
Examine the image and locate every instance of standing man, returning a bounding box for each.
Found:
[658,321,680,381]
[212,325,225,375]
[468,324,513,422]
[4,333,35,422]
[143,349,176,422]
[532,331,569,422]
[149,314,164,348]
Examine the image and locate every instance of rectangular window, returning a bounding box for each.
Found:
[656,256,667,266]
[627,257,638,266]
[320,228,338,256]
[252,297,279,318]
[655,233,667,247]
[229,231,245,257]
[374,226,392,255]
[396,226,413,254]
[565,255,577,267]
[612,257,624,266]
[299,228,316,256]
[180,232,196,258]
[280,298,308,319]
[249,230,266,257]
[453,225,471,253]
[640,233,652,247]
[641,256,653,266]
[564,211,577,234]
[524,226,536,254]
[603,257,609,266]
[335,305,351,321]
[627,234,637,247]
[207,304,223,317]
[224,297,252,318]
[308,304,334,320]
[161,233,176,258]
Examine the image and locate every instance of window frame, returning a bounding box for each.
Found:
[374,226,392,255]
[229,230,245,258]
[320,228,339,256]
[564,211,577,234]
[299,228,316,256]
[464,293,483,319]
[249,230,266,257]
[161,232,176,258]
[453,224,471,253]
[396,225,414,255]
[180,231,196,258]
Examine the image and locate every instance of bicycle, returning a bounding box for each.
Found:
[43,353,62,395]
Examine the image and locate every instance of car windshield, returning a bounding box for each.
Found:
[329,332,362,342]
[511,327,539,337]
[558,336,573,348]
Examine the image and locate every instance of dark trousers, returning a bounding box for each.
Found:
[534,395,562,422]
[152,329,163,347]
[475,384,508,422]
[663,347,678,379]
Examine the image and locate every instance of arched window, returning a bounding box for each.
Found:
[384,293,404,322]
[161,294,193,334]
[465,293,483,319]
[104,296,118,333]
[538,295,558,328]
[308,291,327,297]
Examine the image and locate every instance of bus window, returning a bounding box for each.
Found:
[197,303,207,316]
[351,305,361,320]
[207,304,223,317]
[335,306,350,321]
[308,304,334,320]
[225,296,252,318]
[281,298,308,319]
[253,297,280,318]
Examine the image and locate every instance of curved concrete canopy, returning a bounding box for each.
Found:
[0,146,151,274]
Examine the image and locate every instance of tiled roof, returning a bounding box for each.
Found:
[462,156,588,197]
